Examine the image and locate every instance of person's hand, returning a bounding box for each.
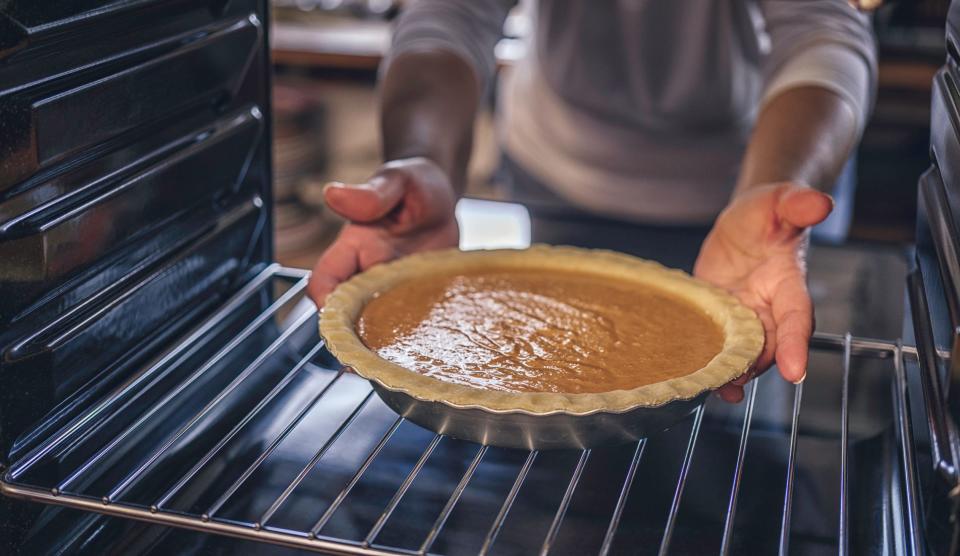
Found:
[307,157,459,306]
[694,183,834,402]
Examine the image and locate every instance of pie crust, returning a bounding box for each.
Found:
[320,245,764,415]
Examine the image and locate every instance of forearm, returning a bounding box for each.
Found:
[735,86,858,194]
[379,49,480,194]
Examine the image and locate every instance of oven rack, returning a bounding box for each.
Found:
[0,266,925,555]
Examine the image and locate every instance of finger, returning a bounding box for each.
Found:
[718,384,744,403]
[777,186,834,230]
[771,276,814,383]
[751,306,777,374]
[745,363,775,383]
[307,238,360,307]
[323,173,405,223]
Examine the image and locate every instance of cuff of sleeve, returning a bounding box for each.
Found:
[760,42,874,140]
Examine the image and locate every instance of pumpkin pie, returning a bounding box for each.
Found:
[320,245,763,415]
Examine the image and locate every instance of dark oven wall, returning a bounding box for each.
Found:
[0,0,274,479]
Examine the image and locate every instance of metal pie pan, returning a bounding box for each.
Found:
[367,380,707,450]
[320,246,762,450]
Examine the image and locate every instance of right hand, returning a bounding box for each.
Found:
[307,157,459,306]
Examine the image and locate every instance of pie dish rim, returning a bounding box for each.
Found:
[319,245,764,416]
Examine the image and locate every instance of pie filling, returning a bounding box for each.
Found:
[356,268,725,394]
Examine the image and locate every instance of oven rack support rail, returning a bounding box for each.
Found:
[0,266,929,555]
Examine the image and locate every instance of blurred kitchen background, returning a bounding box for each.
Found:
[267,0,948,268]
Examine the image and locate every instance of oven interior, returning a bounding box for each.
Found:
[1,1,959,555]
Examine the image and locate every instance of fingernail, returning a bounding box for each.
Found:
[323,181,344,193]
[791,371,807,385]
[822,192,835,210]
[326,179,384,194]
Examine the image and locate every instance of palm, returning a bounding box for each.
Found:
[694,183,833,401]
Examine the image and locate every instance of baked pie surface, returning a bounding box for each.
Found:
[320,246,764,414]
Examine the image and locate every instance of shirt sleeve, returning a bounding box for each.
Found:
[384,0,517,95]
[758,0,878,139]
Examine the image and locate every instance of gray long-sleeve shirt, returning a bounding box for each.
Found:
[388,0,876,224]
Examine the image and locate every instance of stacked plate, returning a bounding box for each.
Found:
[272,81,336,256]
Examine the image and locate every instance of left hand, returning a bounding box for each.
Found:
[694,183,834,402]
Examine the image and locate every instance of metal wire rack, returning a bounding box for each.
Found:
[0,266,924,555]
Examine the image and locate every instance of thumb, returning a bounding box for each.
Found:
[776,186,834,229]
[323,173,405,223]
